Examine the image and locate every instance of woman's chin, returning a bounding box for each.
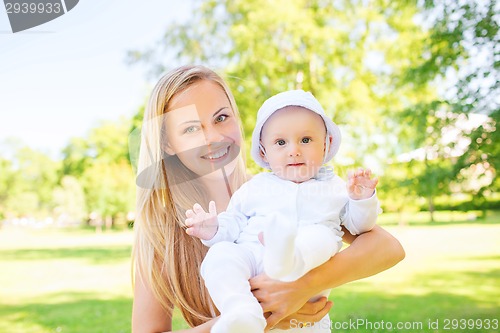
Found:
[199,157,239,182]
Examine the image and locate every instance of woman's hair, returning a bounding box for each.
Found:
[132,65,247,326]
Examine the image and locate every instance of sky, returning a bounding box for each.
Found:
[0,0,191,159]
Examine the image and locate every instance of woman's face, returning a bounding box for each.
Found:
[163,80,242,179]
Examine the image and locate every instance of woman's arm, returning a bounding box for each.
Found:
[132,272,217,333]
[250,225,405,329]
[132,271,172,333]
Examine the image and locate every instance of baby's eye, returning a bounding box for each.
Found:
[276,139,286,146]
[215,114,228,123]
[301,137,312,143]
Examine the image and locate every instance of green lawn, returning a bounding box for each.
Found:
[0,229,134,333]
[330,222,499,332]
[0,217,498,332]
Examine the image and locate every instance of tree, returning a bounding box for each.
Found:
[52,176,87,225]
[128,0,499,215]
[0,157,16,219]
[0,142,61,219]
[82,160,135,228]
[396,0,499,214]
[128,0,433,169]
[61,137,91,178]
[62,117,136,227]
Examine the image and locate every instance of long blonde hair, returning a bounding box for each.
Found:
[132,65,247,326]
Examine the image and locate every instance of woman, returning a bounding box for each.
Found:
[131,65,405,333]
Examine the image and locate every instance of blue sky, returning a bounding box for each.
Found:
[0,0,190,158]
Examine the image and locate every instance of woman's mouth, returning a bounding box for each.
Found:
[287,163,305,167]
[202,146,230,160]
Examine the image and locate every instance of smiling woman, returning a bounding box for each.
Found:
[132,65,249,332]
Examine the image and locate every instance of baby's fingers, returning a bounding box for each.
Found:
[353,167,364,177]
[186,226,197,237]
[208,201,217,216]
[193,203,205,214]
[356,168,372,178]
[185,209,195,218]
[364,168,372,178]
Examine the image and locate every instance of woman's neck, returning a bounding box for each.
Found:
[199,170,232,212]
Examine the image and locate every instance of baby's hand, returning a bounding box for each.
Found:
[347,168,378,200]
[185,201,219,240]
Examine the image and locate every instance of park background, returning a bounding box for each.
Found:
[0,0,498,332]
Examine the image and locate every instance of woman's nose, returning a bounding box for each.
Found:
[203,125,225,144]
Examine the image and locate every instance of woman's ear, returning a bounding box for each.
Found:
[161,141,175,156]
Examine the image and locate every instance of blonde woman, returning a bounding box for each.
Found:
[131,65,405,333]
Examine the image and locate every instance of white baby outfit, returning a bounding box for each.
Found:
[202,171,379,332]
[201,89,379,333]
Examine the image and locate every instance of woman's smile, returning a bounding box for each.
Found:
[202,145,230,161]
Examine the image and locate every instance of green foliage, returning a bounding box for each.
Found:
[81,161,135,220]
[452,112,498,195]
[0,116,136,224]
[0,143,60,219]
[129,0,432,167]
[1,0,498,221]
[52,176,87,224]
[0,158,16,219]
[87,118,131,164]
[61,137,91,178]
[127,0,498,209]
[386,0,498,213]
[60,117,136,224]
[127,105,145,174]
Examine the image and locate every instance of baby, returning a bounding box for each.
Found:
[186,90,380,333]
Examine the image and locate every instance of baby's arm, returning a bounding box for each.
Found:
[343,168,380,234]
[347,168,378,200]
[185,196,249,246]
[185,201,219,240]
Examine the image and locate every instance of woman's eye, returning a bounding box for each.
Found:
[215,114,228,123]
[184,126,199,134]
[276,139,286,146]
[301,137,312,143]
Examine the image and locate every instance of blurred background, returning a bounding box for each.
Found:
[0,0,498,332]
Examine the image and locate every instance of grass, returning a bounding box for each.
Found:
[0,217,499,332]
[377,209,500,226]
[0,228,134,333]
[328,223,499,332]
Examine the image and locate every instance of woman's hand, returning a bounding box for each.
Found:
[250,273,332,330]
[266,297,333,331]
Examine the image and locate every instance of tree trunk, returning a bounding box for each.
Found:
[428,195,435,223]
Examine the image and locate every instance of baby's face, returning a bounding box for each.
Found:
[260,106,327,183]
